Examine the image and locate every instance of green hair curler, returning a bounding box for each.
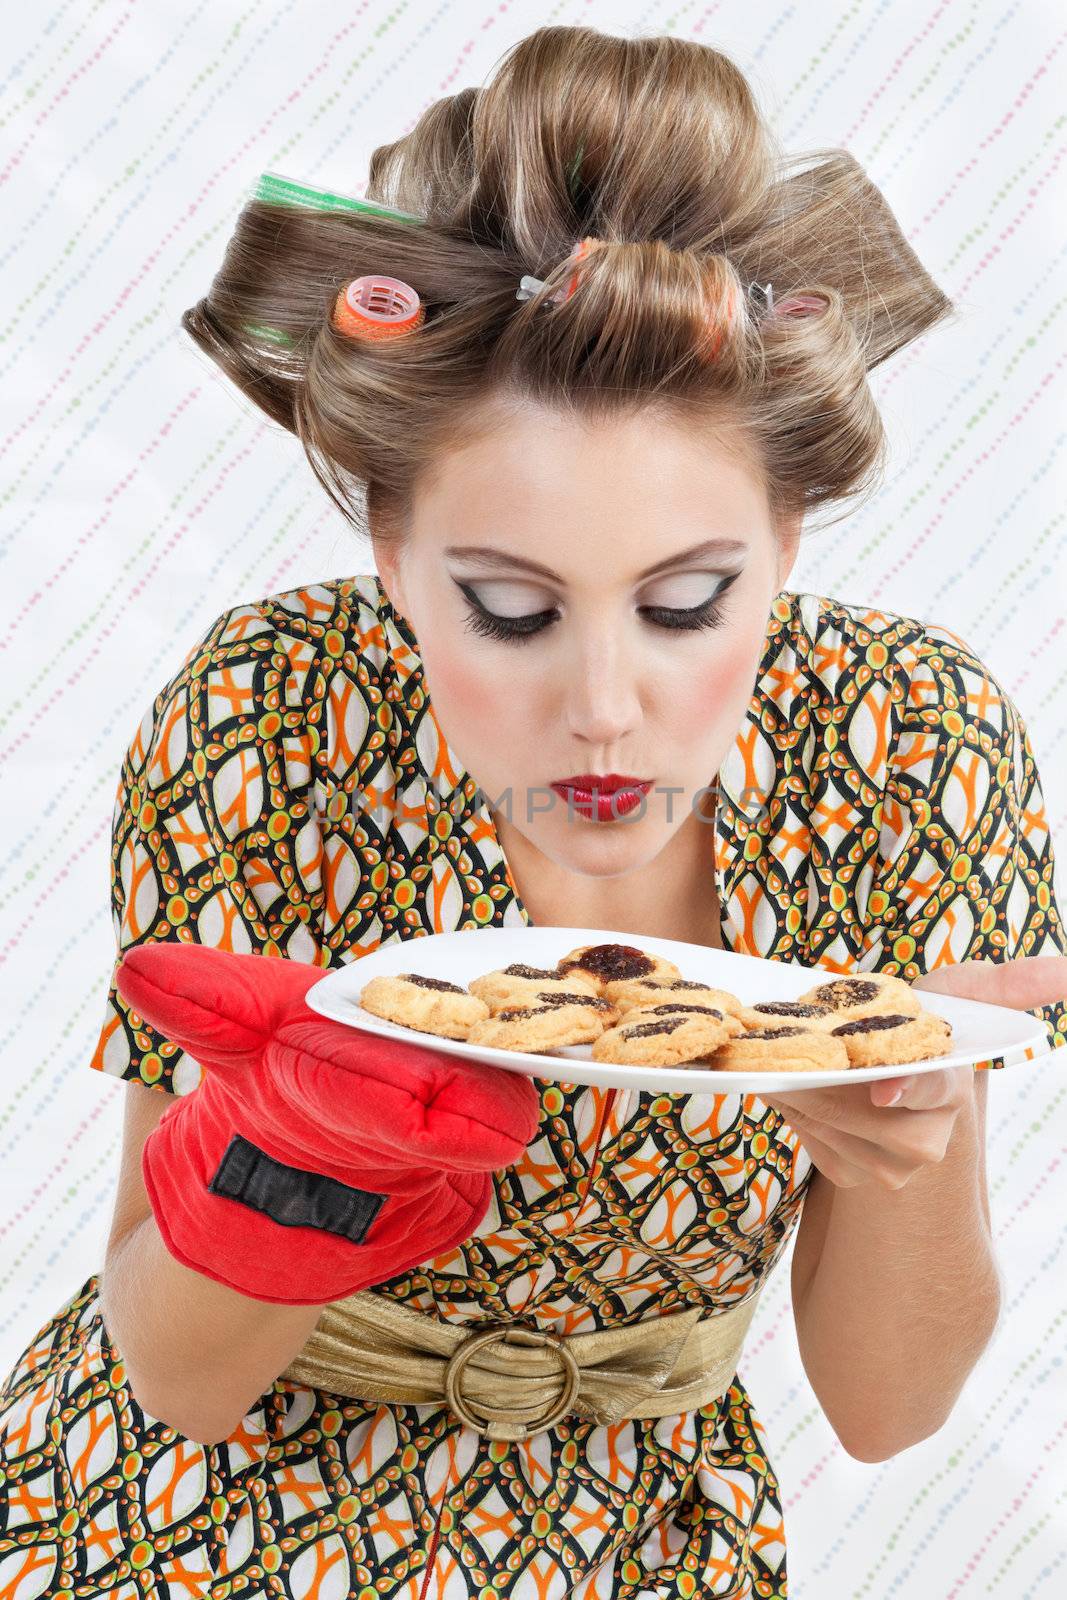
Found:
[238,172,426,348]
[252,170,425,226]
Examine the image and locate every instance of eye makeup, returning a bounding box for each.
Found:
[453,571,742,646]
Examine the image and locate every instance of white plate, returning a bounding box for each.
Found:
[305,925,1050,1095]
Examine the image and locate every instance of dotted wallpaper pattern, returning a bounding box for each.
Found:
[0,4,1065,1597]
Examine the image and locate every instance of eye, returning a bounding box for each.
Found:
[455,581,558,645]
[639,571,740,632]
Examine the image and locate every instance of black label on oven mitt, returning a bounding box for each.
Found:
[208,1133,387,1243]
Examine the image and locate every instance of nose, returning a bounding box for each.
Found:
[561,624,644,753]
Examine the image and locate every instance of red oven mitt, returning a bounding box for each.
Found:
[116,944,540,1306]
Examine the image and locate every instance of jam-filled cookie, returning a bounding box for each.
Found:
[619,1001,745,1038]
[523,990,621,1026]
[467,1001,608,1053]
[607,976,745,1018]
[795,973,922,1020]
[704,1026,850,1073]
[359,973,490,1039]
[472,988,620,1026]
[735,999,843,1032]
[591,1007,734,1066]
[468,964,599,1009]
[556,942,683,995]
[828,1010,952,1067]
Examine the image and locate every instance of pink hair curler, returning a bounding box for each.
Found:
[698,284,826,364]
[332,274,425,341]
[772,292,828,318]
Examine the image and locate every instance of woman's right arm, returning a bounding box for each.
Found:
[89,598,332,1444]
[99,1080,325,1447]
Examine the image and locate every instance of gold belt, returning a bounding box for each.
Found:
[279,1287,761,1442]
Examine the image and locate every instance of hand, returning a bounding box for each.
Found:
[760,1063,973,1191]
[759,954,1067,1191]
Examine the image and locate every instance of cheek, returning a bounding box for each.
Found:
[419,639,516,738]
[431,655,488,716]
[674,639,760,729]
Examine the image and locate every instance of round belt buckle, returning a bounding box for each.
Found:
[443,1324,581,1441]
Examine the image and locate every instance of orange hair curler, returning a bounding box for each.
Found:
[516,237,606,306]
[696,277,736,366]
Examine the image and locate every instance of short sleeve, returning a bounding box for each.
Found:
[88,599,326,1097]
[861,623,1067,1068]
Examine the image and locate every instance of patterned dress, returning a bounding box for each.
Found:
[2,573,1064,1600]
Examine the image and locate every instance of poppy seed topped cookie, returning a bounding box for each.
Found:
[795,971,922,1020]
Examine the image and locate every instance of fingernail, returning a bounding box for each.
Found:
[884,1086,903,1106]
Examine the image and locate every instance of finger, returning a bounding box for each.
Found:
[868,1075,912,1108]
[775,1123,870,1188]
[762,1095,953,1176]
[912,953,1067,1011]
[766,1080,922,1130]
[769,1072,961,1128]
[869,1067,966,1112]
[895,1065,972,1111]
[771,1113,918,1188]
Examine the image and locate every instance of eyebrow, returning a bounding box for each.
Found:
[443,537,749,583]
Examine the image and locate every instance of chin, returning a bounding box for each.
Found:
[542,818,664,877]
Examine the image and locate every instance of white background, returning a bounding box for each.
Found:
[1,4,1065,1596]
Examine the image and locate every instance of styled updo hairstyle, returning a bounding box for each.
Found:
[181,25,956,540]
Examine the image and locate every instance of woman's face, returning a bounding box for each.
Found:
[374,396,801,884]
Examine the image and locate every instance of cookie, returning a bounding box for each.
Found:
[359,973,490,1039]
[703,1026,850,1074]
[591,1008,734,1066]
[467,1001,607,1053]
[795,972,922,1019]
[556,942,683,995]
[735,999,843,1032]
[828,1010,952,1067]
[619,1001,744,1038]
[518,990,621,1027]
[606,977,745,1017]
[469,964,599,1009]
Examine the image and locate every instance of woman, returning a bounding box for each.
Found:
[2,24,1065,1600]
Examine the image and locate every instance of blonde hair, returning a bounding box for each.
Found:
[182,24,955,541]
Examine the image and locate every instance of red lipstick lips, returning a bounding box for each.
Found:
[549,774,652,821]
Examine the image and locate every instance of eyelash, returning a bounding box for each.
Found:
[456,575,740,645]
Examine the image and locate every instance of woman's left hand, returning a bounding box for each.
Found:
[759,955,1067,1191]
